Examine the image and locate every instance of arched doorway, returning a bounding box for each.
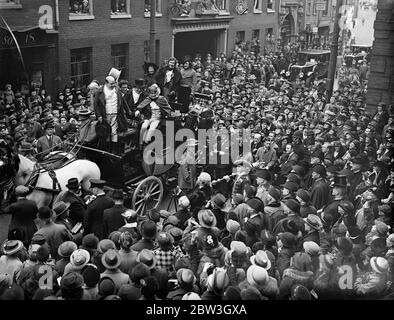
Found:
[280,14,295,46]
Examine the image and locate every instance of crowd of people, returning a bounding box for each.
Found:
[0,41,393,300]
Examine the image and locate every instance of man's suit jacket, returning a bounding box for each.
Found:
[93,86,128,132]
[122,88,146,118]
[102,204,127,239]
[61,191,87,225]
[36,134,62,156]
[84,194,114,239]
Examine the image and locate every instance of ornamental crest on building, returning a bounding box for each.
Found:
[235,0,248,15]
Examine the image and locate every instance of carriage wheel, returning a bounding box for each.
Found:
[131,176,164,216]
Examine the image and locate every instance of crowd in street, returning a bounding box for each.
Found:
[0,41,393,300]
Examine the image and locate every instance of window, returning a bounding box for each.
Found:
[0,0,22,9]
[253,0,262,13]
[215,0,229,13]
[252,29,260,40]
[70,48,91,88]
[267,0,275,12]
[144,40,150,62]
[111,44,129,80]
[144,0,162,17]
[111,0,131,18]
[323,0,328,16]
[69,0,94,20]
[313,2,317,15]
[307,1,311,15]
[236,31,245,44]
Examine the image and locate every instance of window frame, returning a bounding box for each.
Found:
[111,43,129,81]
[70,47,92,89]
[252,29,260,41]
[110,0,131,19]
[236,31,246,44]
[0,0,22,9]
[215,0,230,15]
[267,0,275,13]
[253,0,262,13]
[69,0,95,21]
[144,0,162,18]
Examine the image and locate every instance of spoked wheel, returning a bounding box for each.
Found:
[132,176,164,216]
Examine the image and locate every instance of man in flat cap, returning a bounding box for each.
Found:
[83,179,114,239]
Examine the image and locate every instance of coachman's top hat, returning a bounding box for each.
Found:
[332,174,347,188]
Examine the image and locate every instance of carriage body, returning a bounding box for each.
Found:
[297,49,331,80]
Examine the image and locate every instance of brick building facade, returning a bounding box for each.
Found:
[1,0,279,96]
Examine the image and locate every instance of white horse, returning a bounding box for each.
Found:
[13,154,101,208]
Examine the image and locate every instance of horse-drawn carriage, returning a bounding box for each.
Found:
[289,61,318,85]
[344,44,371,67]
[297,49,331,80]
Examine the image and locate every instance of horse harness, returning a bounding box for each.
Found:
[25,162,62,194]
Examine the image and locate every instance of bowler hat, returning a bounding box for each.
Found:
[268,188,281,201]
[278,232,296,248]
[53,201,70,217]
[66,178,80,190]
[283,181,298,193]
[296,189,310,203]
[246,198,264,213]
[44,122,54,130]
[284,199,300,213]
[82,234,99,251]
[212,193,226,208]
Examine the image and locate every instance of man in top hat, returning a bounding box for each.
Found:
[93,75,129,153]
[178,57,197,109]
[5,186,37,247]
[36,121,63,160]
[121,79,146,121]
[84,179,114,239]
[60,177,87,226]
[154,57,182,102]
[310,164,331,211]
[321,175,348,227]
[102,189,127,239]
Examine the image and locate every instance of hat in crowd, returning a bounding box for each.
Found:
[207,268,230,293]
[232,193,245,205]
[250,250,271,270]
[226,219,241,234]
[15,185,29,197]
[291,165,305,176]
[136,249,157,269]
[371,237,387,256]
[81,233,99,251]
[311,150,324,161]
[81,264,100,288]
[112,189,124,200]
[338,200,355,215]
[230,240,248,255]
[198,209,217,229]
[312,164,326,177]
[304,214,322,230]
[296,189,310,203]
[246,198,264,213]
[212,193,226,208]
[198,172,211,184]
[108,231,121,247]
[283,219,300,235]
[156,232,174,250]
[283,181,298,193]
[98,239,116,254]
[66,178,80,190]
[293,130,303,139]
[31,233,46,246]
[139,220,157,240]
[37,206,53,220]
[291,252,312,272]
[246,265,269,289]
[303,241,320,256]
[98,277,117,297]
[121,209,138,221]
[336,237,353,256]
[101,249,122,270]
[182,292,201,300]
[163,215,180,231]
[370,257,389,274]
[278,232,296,248]
[70,249,90,269]
[260,230,276,248]
[240,286,264,300]
[135,78,145,87]
[118,284,142,300]
[53,201,70,218]
[255,169,271,181]
[268,188,281,202]
[287,173,301,186]
[147,208,161,224]
[61,272,84,291]
[284,199,300,213]
[168,227,183,243]
[375,221,389,236]
[291,284,312,300]
[2,240,24,256]
[178,196,190,208]
[58,241,77,258]
[350,155,366,165]
[333,174,347,188]
[223,286,242,300]
[44,122,54,130]
[89,179,106,189]
[177,268,196,288]
[386,234,394,248]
